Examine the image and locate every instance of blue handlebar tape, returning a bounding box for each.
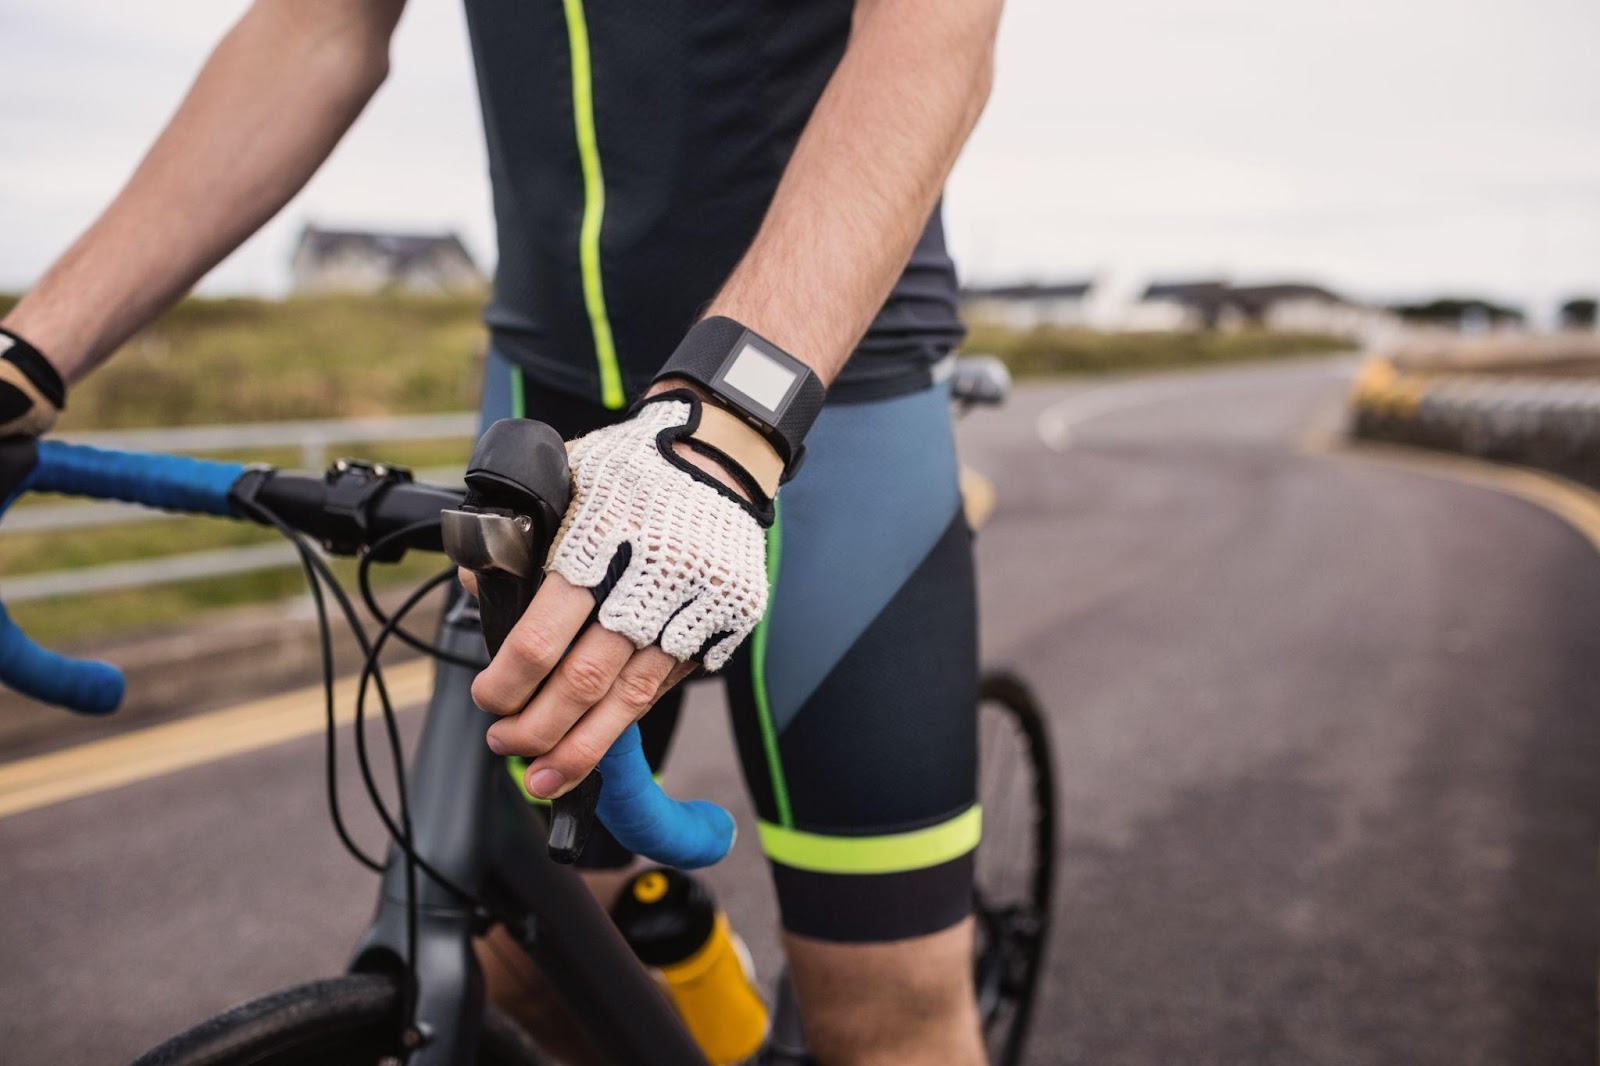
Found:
[0,443,245,715]
[29,441,244,517]
[0,604,123,715]
[596,724,736,868]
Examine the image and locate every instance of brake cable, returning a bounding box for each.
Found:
[234,497,506,1031]
[232,495,383,873]
[358,531,486,670]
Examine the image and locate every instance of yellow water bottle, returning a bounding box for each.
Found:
[612,867,769,1064]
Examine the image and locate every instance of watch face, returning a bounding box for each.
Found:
[711,333,807,427]
[722,344,797,414]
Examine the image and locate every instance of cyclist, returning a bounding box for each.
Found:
[0,0,1004,1061]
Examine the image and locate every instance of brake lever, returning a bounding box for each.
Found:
[442,419,604,864]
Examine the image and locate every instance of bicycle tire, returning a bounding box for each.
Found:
[973,671,1058,1066]
[129,972,549,1066]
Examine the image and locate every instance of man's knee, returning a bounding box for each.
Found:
[783,919,985,1066]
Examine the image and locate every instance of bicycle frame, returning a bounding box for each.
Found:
[349,591,711,1066]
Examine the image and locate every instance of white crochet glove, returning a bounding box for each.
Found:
[547,396,770,670]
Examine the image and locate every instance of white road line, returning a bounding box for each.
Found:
[1035,381,1187,452]
[1035,359,1358,452]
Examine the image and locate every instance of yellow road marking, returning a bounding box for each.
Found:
[1302,419,1600,556]
[1310,356,1600,553]
[0,658,434,820]
[959,464,997,531]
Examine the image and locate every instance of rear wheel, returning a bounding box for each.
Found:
[973,672,1057,1066]
[130,973,548,1066]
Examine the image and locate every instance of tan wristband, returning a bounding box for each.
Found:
[690,401,785,499]
[0,358,60,438]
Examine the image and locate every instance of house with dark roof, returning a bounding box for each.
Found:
[1132,279,1235,329]
[290,225,485,295]
[961,280,1096,329]
[1388,297,1526,332]
[1128,278,1393,338]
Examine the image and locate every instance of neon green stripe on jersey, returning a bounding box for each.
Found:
[510,366,526,419]
[560,0,625,410]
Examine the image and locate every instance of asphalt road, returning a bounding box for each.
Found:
[4,356,1599,1065]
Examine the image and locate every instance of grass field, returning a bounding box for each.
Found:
[0,292,487,430]
[1,293,1353,646]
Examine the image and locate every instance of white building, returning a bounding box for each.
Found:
[1126,280,1399,341]
[291,225,485,295]
[1124,280,1233,331]
[961,281,1095,329]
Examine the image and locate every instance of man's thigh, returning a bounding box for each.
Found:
[723,382,981,945]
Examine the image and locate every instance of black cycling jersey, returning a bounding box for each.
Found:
[460,0,965,410]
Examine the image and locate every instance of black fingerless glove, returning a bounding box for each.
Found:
[0,326,65,504]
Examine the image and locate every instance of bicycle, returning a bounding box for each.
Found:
[0,358,1055,1066]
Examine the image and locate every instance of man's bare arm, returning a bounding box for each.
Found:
[701,0,1004,385]
[479,0,1005,802]
[2,0,406,382]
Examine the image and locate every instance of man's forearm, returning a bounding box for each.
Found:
[703,0,1002,384]
[3,0,404,382]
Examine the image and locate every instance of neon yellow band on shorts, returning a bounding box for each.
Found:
[756,806,982,875]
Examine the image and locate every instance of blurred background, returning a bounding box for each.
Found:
[5,0,1598,315]
[1,1,1598,1064]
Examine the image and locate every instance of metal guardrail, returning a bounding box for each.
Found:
[3,466,466,605]
[6,544,305,605]
[4,415,475,601]
[6,465,465,536]
[59,412,476,465]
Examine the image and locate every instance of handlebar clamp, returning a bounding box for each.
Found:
[234,459,420,562]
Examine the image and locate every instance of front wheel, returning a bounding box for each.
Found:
[973,671,1058,1066]
[130,973,548,1066]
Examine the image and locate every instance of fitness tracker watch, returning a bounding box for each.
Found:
[651,317,826,482]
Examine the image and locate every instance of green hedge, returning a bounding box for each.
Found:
[965,322,1353,377]
[0,292,1357,434]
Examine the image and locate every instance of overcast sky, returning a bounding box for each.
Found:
[3,0,1597,318]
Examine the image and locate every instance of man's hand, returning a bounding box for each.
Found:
[465,391,773,799]
[467,570,697,799]
[0,329,65,508]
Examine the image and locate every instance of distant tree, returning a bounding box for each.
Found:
[1559,297,1597,330]
[1388,297,1525,329]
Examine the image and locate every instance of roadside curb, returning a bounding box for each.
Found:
[1302,402,1600,557]
[1348,356,1600,487]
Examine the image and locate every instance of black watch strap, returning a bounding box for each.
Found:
[652,317,825,476]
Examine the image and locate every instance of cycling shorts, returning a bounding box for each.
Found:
[480,350,979,943]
